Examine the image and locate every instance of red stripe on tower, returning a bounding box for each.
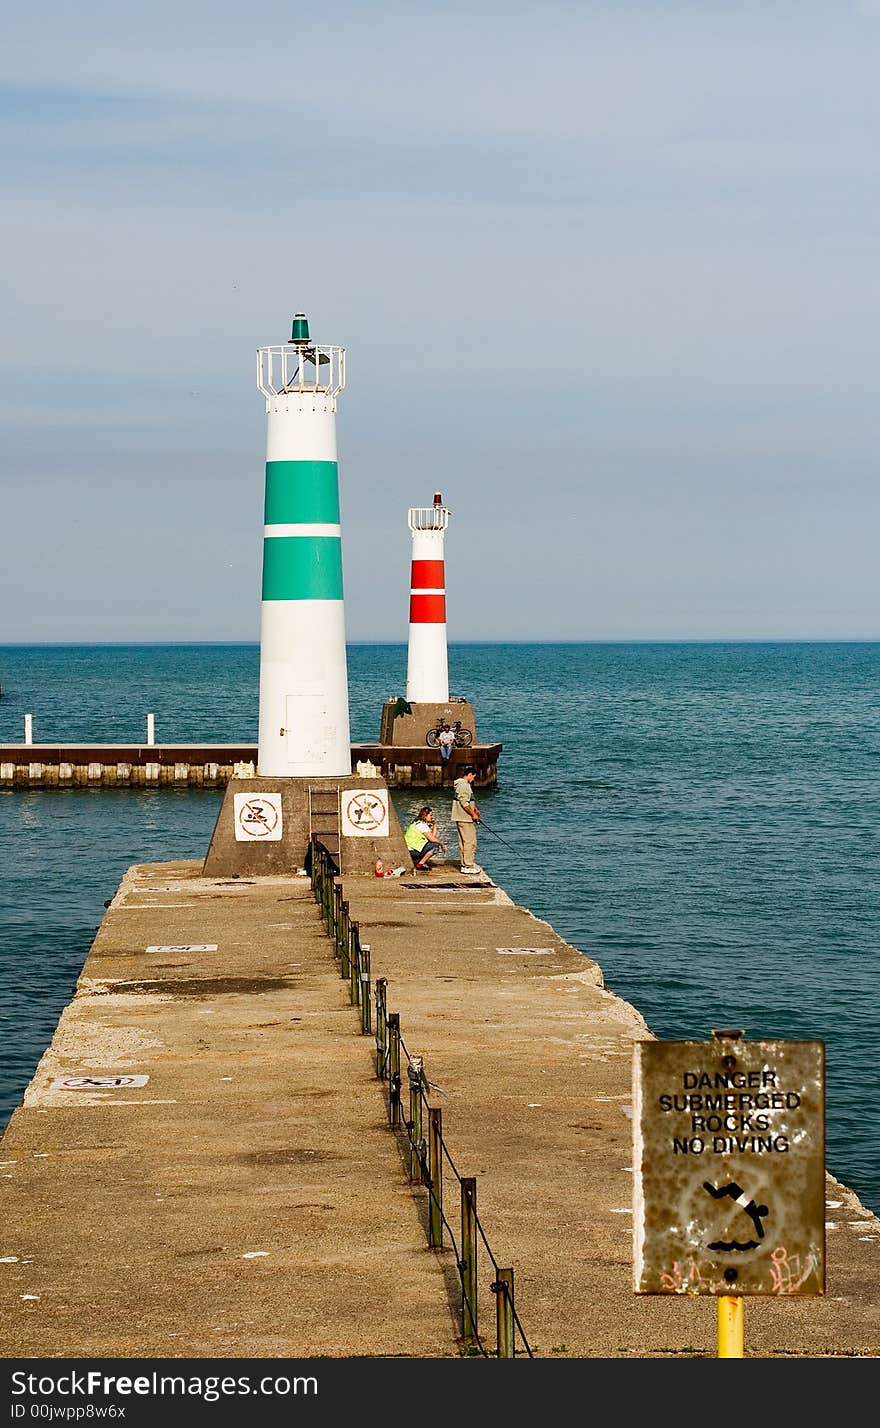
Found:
[410,558,445,590]
[406,492,450,702]
[409,592,447,623]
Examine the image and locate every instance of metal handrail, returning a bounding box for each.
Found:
[307,846,533,1359]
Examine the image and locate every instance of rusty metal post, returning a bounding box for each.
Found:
[349,920,359,1004]
[460,1177,478,1348]
[332,882,342,953]
[388,1013,401,1128]
[375,977,387,1078]
[321,855,331,929]
[360,944,372,1034]
[339,897,350,973]
[494,1267,515,1358]
[323,859,332,932]
[428,1106,443,1249]
[408,1056,424,1183]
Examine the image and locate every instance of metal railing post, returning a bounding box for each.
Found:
[322,859,331,930]
[461,1177,478,1348]
[360,945,372,1034]
[428,1106,443,1249]
[375,978,387,1078]
[494,1267,515,1358]
[388,1013,401,1128]
[332,884,342,959]
[408,1056,424,1183]
[349,920,359,1004]
[339,898,350,976]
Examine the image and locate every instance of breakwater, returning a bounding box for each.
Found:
[0,853,878,1358]
[0,741,501,789]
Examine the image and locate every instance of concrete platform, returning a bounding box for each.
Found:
[0,859,878,1359]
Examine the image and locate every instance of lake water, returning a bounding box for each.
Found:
[1,640,878,1216]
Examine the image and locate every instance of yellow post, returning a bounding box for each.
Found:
[717,1295,744,1357]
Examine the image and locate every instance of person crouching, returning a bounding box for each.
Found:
[403,806,445,870]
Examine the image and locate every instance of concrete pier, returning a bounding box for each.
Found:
[1,860,878,1359]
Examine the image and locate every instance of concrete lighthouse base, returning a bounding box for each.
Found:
[365,699,500,789]
[379,699,477,747]
[203,775,409,879]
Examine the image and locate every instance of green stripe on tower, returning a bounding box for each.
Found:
[264,461,340,525]
[261,535,344,601]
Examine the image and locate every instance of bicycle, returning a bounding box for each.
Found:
[425,718,473,749]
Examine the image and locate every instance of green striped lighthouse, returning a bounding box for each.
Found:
[256,314,351,776]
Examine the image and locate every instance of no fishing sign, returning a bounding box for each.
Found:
[633,1032,825,1296]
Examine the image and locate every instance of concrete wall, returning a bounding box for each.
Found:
[378,700,477,747]
[203,775,410,878]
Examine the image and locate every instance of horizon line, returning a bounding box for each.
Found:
[3,637,880,649]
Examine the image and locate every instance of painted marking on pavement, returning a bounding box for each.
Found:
[146,944,218,953]
[51,1075,150,1090]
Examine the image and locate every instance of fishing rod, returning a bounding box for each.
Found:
[472,814,517,851]
[450,785,518,851]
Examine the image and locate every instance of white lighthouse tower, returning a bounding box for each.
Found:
[406,493,450,704]
[376,488,479,756]
[204,311,412,878]
[255,314,351,776]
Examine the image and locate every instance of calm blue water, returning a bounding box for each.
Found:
[1,642,878,1217]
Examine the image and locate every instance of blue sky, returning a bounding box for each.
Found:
[2,1,879,640]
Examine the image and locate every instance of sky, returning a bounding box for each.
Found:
[2,0,879,642]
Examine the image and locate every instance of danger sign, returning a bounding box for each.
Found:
[341,788,389,837]
[633,1035,825,1296]
[233,792,283,841]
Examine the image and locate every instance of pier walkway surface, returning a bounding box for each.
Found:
[1,859,878,1360]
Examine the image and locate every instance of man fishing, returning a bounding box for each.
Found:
[451,765,481,874]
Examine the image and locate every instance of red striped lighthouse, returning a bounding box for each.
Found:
[406,493,450,703]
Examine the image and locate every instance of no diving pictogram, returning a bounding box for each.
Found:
[233,792,283,842]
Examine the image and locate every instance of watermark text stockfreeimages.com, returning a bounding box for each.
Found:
[10,1368,318,1411]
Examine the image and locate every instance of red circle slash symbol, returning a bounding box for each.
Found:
[346,793,385,832]
[239,798,279,838]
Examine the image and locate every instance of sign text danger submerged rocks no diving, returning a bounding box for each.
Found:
[633,1034,825,1295]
